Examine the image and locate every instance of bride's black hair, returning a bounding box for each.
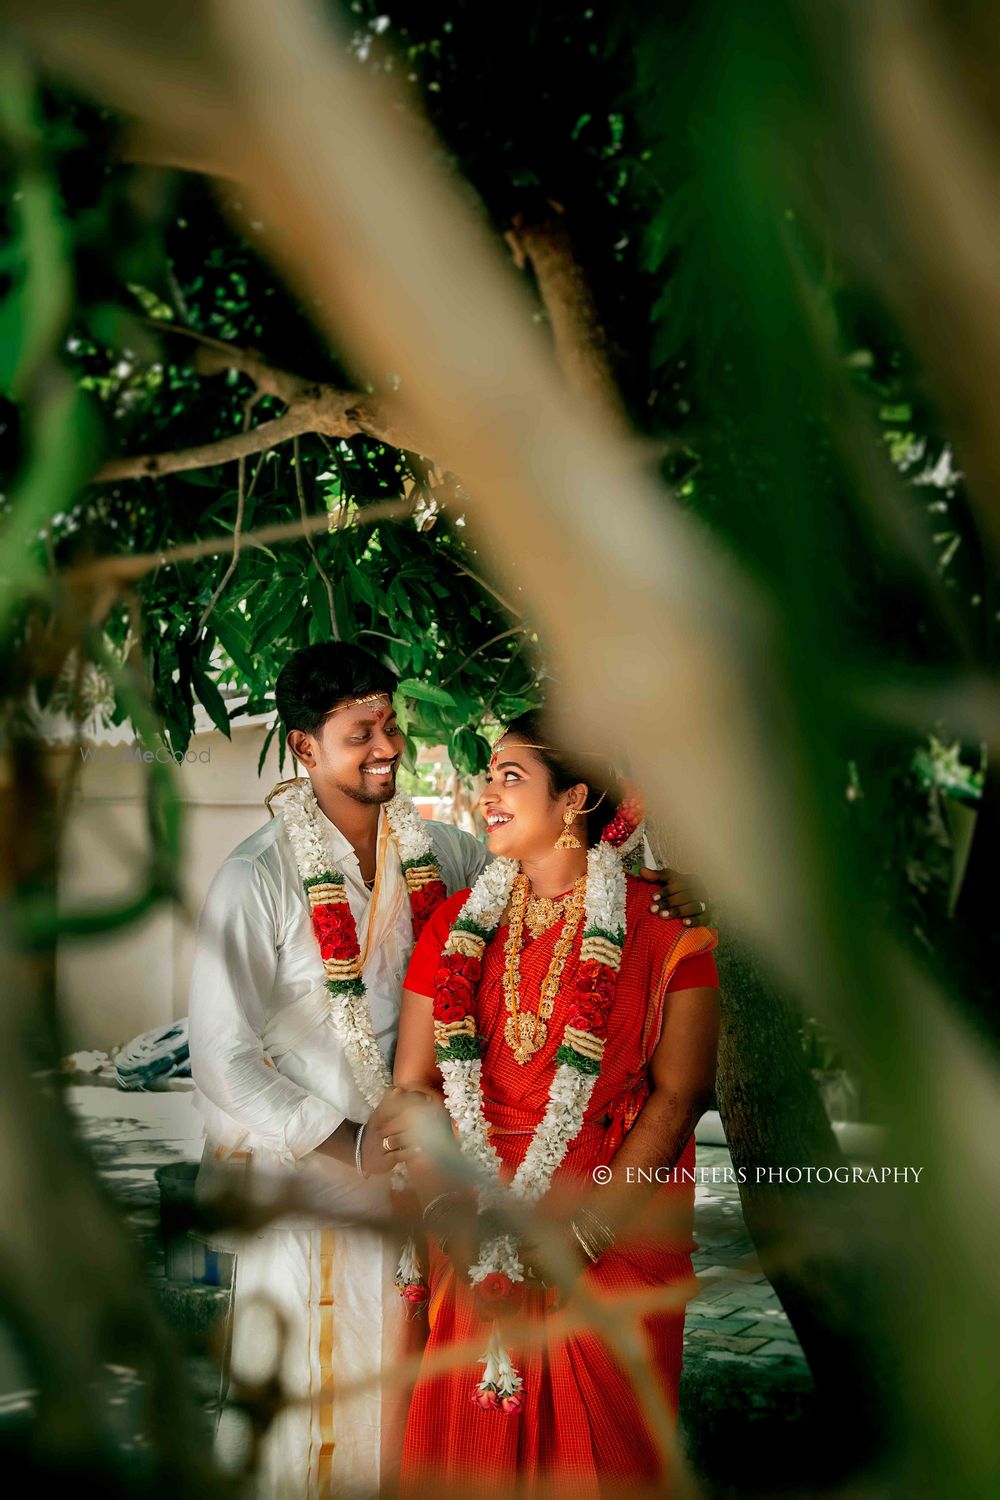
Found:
[500,712,622,850]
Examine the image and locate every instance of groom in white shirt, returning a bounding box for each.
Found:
[189,644,488,1499]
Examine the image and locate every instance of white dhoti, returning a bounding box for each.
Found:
[216,1166,407,1500]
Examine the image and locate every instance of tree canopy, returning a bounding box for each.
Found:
[2,2,987,986]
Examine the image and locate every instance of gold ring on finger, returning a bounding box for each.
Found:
[382,1135,392,1153]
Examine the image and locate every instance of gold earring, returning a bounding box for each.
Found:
[554,807,583,850]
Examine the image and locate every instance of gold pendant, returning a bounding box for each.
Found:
[523,894,568,940]
[504,1011,547,1065]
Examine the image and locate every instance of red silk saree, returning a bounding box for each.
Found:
[399,875,718,1499]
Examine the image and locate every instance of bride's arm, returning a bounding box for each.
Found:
[589,983,720,1238]
[392,988,480,1269]
[393,987,442,1099]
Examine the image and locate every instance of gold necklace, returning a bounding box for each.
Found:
[523,886,576,940]
[503,872,587,1065]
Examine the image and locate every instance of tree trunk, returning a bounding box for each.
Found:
[714,937,897,1468]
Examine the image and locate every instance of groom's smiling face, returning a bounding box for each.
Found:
[288,693,403,806]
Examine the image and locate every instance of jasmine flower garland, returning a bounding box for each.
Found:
[273,777,448,1304]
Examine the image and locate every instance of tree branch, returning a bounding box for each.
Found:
[93,329,431,481]
[196,392,262,632]
[66,497,412,587]
[293,433,339,640]
[441,625,526,684]
[94,408,315,482]
[506,209,627,430]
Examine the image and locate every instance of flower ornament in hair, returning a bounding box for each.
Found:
[600,780,645,858]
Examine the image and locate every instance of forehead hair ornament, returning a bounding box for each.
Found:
[324,691,392,722]
[489,736,551,768]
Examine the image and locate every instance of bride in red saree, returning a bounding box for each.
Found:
[390,716,720,1499]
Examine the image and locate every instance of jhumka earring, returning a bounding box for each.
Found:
[554,807,583,850]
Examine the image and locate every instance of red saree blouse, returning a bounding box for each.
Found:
[399,874,718,1499]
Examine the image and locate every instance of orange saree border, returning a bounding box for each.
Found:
[641,924,719,1062]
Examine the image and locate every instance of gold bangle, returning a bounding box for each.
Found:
[576,1205,616,1255]
[569,1220,599,1263]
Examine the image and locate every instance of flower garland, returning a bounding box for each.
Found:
[431,805,644,1412]
[275,777,447,1311]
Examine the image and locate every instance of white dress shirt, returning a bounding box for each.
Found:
[188,805,487,1166]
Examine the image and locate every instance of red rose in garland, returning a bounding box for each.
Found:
[477,1271,516,1303]
[312,905,360,961]
[436,997,467,1024]
[411,880,448,936]
[436,953,479,1009]
[570,997,610,1037]
[312,905,353,945]
[474,1271,523,1320]
[576,960,616,1006]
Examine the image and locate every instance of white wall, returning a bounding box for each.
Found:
[55,722,285,1052]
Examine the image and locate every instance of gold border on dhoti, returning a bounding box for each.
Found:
[317,1228,336,1489]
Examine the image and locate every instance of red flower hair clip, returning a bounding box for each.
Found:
[600,781,645,850]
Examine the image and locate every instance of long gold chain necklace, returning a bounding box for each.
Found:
[503,872,587,1065]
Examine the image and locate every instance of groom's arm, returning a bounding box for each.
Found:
[188,857,344,1163]
[428,822,490,893]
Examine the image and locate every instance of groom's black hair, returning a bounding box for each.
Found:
[275,644,399,735]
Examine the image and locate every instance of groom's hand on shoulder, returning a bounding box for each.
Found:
[641,866,712,927]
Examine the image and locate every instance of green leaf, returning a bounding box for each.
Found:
[346,555,377,608]
[232,697,274,718]
[450,726,492,775]
[495,694,537,719]
[251,589,303,651]
[394,578,417,621]
[257,718,278,776]
[192,662,231,738]
[0,283,26,390]
[211,612,257,682]
[308,569,334,642]
[397,678,456,708]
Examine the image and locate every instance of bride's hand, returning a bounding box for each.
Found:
[365,1087,438,1173]
[519,1227,590,1290]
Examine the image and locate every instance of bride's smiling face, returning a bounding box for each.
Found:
[480,735,586,860]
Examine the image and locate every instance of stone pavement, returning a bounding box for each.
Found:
[679,1142,821,1495]
[687,1143,808,1367]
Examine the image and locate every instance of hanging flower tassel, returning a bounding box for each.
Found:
[394,1233,429,1318]
[472,1322,523,1414]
